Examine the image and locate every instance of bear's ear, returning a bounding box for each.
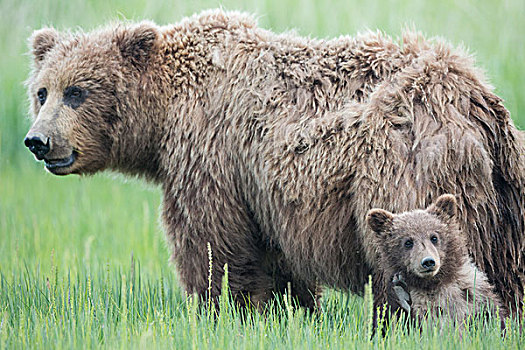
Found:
[428,194,457,222]
[366,209,394,236]
[30,28,59,65]
[116,22,159,69]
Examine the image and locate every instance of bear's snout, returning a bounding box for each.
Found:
[24,124,79,175]
[24,132,50,160]
[414,255,440,277]
[421,257,436,271]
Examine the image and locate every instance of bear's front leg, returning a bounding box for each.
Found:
[162,174,282,309]
[172,233,277,310]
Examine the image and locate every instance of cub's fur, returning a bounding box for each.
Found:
[367,195,507,321]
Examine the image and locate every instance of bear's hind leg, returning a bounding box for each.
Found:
[261,250,321,313]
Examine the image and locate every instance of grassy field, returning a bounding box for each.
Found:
[1,0,524,348]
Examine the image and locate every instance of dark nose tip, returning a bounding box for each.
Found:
[421,257,436,270]
[24,133,50,160]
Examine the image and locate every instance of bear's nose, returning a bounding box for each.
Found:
[421,257,436,270]
[24,133,50,160]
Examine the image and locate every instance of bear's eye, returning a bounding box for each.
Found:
[37,88,47,105]
[404,239,414,249]
[431,235,438,244]
[63,86,87,109]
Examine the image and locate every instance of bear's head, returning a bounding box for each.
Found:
[24,23,159,175]
[366,194,467,289]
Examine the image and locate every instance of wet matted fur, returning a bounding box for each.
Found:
[25,10,525,313]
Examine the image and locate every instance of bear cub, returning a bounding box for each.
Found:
[367,194,507,322]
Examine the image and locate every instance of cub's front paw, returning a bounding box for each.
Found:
[392,273,411,314]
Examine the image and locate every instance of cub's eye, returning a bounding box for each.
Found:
[37,88,47,105]
[431,235,439,244]
[404,239,414,249]
[63,86,87,109]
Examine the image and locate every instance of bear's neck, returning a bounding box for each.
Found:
[110,116,166,183]
[109,27,224,182]
[109,76,170,183]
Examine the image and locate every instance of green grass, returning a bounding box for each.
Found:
[0,236,520,349]
[1,0,524,348]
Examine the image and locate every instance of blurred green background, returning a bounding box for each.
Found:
[0,0,524,275]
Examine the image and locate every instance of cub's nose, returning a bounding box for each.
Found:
[421,257,436,270]
[24,133,50,160]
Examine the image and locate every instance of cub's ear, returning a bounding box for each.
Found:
[428,194,457,221]
[366,209,394,236]
[116,22,159,69]
[30,28,59,65]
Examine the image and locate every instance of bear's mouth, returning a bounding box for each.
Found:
[45,151,77,173]
[416,268,440,278]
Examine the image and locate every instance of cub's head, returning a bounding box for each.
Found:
[366,194,466,289]
[24,23,159,175]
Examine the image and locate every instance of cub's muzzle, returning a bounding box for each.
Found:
[421,257,436,271]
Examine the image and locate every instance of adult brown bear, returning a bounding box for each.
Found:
[24,10,525,313]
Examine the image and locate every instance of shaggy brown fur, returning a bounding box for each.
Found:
[24,10,525,312]
[367,194,507,322]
